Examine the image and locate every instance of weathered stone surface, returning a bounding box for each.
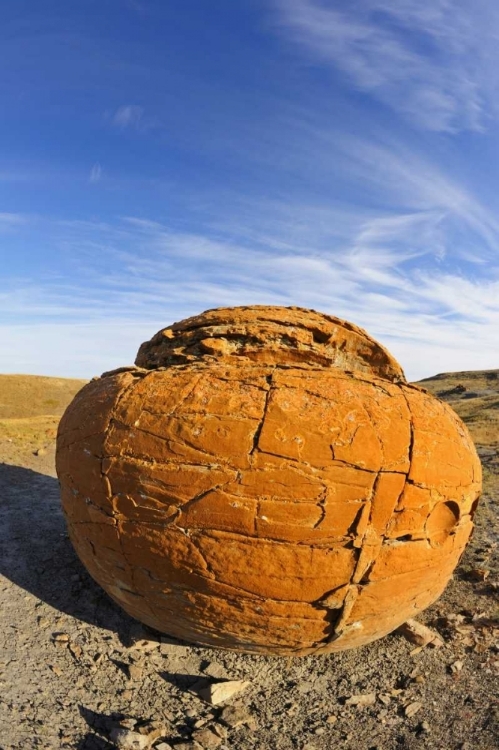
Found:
[56,305,482,655]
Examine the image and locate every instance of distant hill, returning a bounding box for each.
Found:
[416,369,499,448]
[0,374,87,419]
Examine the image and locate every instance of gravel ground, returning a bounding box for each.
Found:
[0,374,498,750]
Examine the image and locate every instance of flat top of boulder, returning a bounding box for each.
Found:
[135,305,405,383]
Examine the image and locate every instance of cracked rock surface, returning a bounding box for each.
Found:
[56,306,482,655]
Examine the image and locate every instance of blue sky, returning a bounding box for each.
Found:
[2,0,499,380]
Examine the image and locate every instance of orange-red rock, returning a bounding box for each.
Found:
[56,306,482,655]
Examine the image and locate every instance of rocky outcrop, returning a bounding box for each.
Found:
[56,306,482,655]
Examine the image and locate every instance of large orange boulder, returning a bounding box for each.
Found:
[56,306,481,655]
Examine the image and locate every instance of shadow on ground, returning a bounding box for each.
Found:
[0,462,135,634]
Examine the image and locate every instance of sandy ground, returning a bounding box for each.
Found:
[0,372,498,750]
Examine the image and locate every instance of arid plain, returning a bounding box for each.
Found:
[0,371,497,750]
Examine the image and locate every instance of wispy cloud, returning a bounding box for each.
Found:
[272,0,499,131]
[0,212,27,226]
[2,196,499,380]
[113,104,144,128]
[89,162,102,183]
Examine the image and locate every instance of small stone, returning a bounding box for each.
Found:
[34,447,47,456]
[345,693,376,707]
[219,705,252,728]
[325,715,337,724]
[109,728,150,750]
[210,724,226,739]
[313,726,326,736]
[129,638,159,653]
[118,719,137,730]
[136,720,167,740]
[419,721,430,733]
[49,665,63,676]
[469,568,490,581]
[398,619,444,648]
[53,633,70,644]
[68,642,82,660]
[202,662,228,680]
[450,660,464,673]
[196,680,251,705]
[155,744,173,750]
[160,639,191,656]
[37,617,50,628]
[191,727,222,749]
[127,664,143,681]
[404,701,422,718]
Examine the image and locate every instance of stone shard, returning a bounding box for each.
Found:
[398,618,444,648]
[56,305,482,656]
[195,679,252,705]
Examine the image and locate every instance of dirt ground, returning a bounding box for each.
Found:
[0,371,498,750]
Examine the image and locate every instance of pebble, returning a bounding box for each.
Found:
[128,664,144,681]
[68,642,82,660]
[219,705,252,728]
[195,680,251,705]
[53,633,70,644]
[345,693,376,707]
[109,728,150,750]
[191,727,223,749]
[404,701,423,718]
[325,715,337,724]
[203,662,228,680]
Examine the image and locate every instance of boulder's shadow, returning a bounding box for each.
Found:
[0,462,135,634]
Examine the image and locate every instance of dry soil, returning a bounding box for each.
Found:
[0,371,497,750]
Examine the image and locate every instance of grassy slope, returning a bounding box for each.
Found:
[0,374,87,419]
[417,368,499,448]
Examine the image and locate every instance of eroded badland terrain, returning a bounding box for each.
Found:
[0,371,498,749]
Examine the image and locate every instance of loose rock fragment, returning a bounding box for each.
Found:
[398,619,444,649]
[68,642,82,660]
[109,728,150,750]
[191,727,223,749]
[196,680,251,705]
[404,701,423,718]
[469,568,490,581]
[110,720,167,750]
[345,693,376,707]
[127,664,144,681]
[202,662,228,680]
[219,705,253,728]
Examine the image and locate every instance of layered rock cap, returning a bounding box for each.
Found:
[56,306,482,655]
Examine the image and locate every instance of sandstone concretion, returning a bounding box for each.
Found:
[56,306,482,655]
